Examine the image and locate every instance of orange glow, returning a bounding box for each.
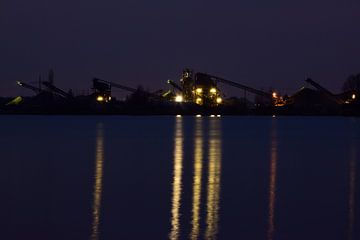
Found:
[267,120,278,240]
[348,144,356,240]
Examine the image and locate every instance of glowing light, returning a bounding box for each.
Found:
[196,88,203,93]
[97,96,104,102]
[6,96,23,106]
[272,92,277,98]
[175,95,183,103]
[216,115,221,117]
[272,115,276,118]
[210,115,215,117]
[210,88,217,94]
[108,96,112,101]
[196,98,202,104]
[196,114,201,117]
[216,97,222,104]
[16,81,23,86]
[352,94,356,100]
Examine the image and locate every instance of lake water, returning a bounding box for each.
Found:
[1,116,359,240]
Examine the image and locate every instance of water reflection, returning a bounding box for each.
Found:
[205,118,222,240]
[91,123,104,240]
[267,119,278,240]
[170,117,184,240]
[169,117,222,240]
[347,140,357,240]
[190,118,203,240]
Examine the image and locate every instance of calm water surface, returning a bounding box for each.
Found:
[1,116,359,240]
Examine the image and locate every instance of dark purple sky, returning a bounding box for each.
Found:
[1,0,360,97]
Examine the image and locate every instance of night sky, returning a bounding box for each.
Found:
[1,0,360,97]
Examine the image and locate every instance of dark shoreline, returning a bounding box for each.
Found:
[1,93,359,116]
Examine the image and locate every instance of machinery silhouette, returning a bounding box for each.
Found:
[6,68,359,115]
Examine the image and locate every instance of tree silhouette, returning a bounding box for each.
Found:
[343,73,360,92]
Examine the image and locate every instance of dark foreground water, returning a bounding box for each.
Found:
[1,116,359,240]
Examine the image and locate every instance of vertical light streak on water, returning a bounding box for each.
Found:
[190,118,203,240]
[347,142,356,240]
[205,118,222,240]
[169,117,184,240]
[267,119,278,240]
[91,123,104,240]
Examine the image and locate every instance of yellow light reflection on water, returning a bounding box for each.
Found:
[205,118,222,240]
[348,142,356,240]
[267,119,278,240]
[91,123,104,240]
[169,117,184,240]
[190,118,203,240]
